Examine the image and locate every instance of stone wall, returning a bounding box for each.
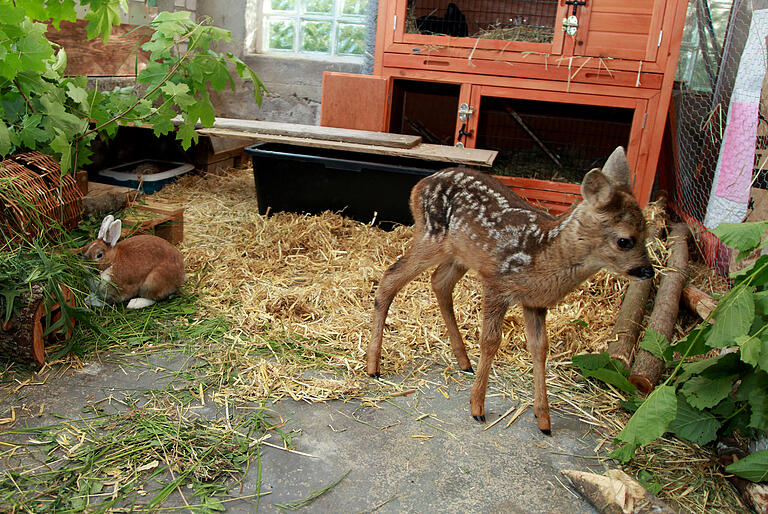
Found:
[196,0,365,125]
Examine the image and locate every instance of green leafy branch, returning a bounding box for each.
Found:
[0,1,267,174]
[574,221,768,483]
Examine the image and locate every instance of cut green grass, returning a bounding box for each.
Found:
[0,404,278,512]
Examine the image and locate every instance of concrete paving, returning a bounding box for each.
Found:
[0,354,603,512]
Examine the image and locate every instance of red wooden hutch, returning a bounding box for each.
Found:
[321,0,688,213]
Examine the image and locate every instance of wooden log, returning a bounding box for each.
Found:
[607,278,655,369]
[563,469,675,514]
[681,284,717,322]
[630,223,690,395]
[0,284,75,366]
[607,198,668,368]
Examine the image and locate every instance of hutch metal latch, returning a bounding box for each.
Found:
[563,0,585,36]
[458,103,474,122]
[456,103,474,147]
[565,0,586,15]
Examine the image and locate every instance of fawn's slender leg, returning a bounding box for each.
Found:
[523,306,551,434]
[469,282,509,422]
[367,242,445,377]
[431,261,471,372]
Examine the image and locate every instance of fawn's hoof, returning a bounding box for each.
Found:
[540,428,552,436]
[368,372,381,379]
[461,366,474,374]
[472,415,486,422]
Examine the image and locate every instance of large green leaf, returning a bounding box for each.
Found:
[17,21,54,73]
[0,120,10,156]
[748,389,768,430]
[64,82,89,107]
[572,352,610,371]
[176,121,198,150]
[668,396,721,445]
[739,335,763,367]
[754,291,768,316]
[726,450,768,482]
[639,328,670,360]
[137,60,170,87]
[616,385,677,447]
[0,3,27,26]
[670,324,712,359]
[581,367,636,394]
[41,0,78,29]
[680,375,733,410]
[707,284,755,348]
[84,0,122,44]
[713,221,768,253]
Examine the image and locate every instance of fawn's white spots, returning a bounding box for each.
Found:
[548,210,576,240]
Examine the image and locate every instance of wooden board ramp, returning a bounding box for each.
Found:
[121,204,184,245]
[198,127,498,168]
[204,118,422,149]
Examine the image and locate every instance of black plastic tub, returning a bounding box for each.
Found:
[246,143,455,228]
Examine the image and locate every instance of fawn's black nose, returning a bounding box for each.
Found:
[628,265,654,280]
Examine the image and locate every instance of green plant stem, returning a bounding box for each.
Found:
[662,259,768,386]
[13,78,34,113]
[75,25,204,143]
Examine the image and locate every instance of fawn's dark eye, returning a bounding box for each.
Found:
[95,251,104,259]
[617,237,635,250]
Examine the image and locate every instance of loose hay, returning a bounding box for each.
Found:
[149,165,741,512]
[150,164,631,404]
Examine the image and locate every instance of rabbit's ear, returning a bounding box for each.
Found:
[104,219,122,247]
[98,215,115,240]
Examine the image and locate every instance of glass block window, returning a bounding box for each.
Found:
[262,0,369,57]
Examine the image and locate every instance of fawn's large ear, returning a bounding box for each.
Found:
[581,169,614,208]
[601,146,631,187]
[104,219,122,247]
[98,215,115,240]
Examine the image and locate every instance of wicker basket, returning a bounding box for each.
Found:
[0,151,83,240]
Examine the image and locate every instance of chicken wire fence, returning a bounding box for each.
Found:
[669,0,768,273]
[405,0,558,43]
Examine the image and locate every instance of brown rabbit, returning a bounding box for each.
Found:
[81,215,185,309]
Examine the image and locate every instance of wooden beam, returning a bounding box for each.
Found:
[197,127,498,167]
[203,118,422,149]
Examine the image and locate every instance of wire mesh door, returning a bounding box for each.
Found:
[476,97,634,185]
[404,0,559,44]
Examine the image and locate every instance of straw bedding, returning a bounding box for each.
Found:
[151,164,641,404]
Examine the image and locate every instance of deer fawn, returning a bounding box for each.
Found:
[366,147,653,434]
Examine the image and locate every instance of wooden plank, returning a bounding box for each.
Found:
[382,53,664,89]
[588,13,651,35]
[380,67,662,100]
[197,127,497,167]
[381,41,668,74]
[208,136,248,155]
[321,73,388,131]
[590,0,655,15]
[46,20,152,77]
[206,118,421,149]
[582,32,649,61]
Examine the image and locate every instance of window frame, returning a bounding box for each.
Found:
[248,0,369,62]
